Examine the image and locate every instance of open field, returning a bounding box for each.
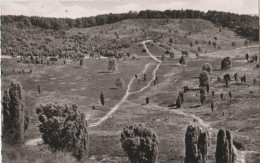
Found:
[2,18,259,163]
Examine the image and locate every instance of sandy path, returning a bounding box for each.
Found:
[89,41,161,127]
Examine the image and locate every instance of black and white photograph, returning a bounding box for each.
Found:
[0,0,259,162]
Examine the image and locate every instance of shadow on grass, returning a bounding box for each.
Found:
[98,71,111,74]
[109,87,119,90]
[73,66,83,68]
[190,104,202,108]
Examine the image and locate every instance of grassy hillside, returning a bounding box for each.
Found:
[2,18,259,163]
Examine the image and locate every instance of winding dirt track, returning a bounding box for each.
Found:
[89,40,161,127]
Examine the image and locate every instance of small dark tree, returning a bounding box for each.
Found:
[179,92,184,103]
[234,73,238,82]
[120,124,159,163]
[36,103,88,160]
[38,85,41,94]
[170,52,174,59]
[199,71,210,87]
[221,57,232,70]
[179,56,186,66]
[144,74,147,81]
[220,93,224,100]
[79,58,83,66]
[211,102,214,112]
[213,42,217,48]
[245,53,249,62]
[169,38,173,43]
[228,91,232,99]
[223,73,231,86]
[176,97,181,108]
[206,83,210,93]
[252,55,258,62]
[145,97,150,104]
[215,129,236,163]
[243,74,246,83]
[100,92,105,106]
[185,125,210,163]
[231,42,236,48]
[200,93,206,105]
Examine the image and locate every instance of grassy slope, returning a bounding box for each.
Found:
[2,19,259,163]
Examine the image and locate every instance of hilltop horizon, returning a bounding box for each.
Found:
[1,9,259,20]
[1,0,258,19]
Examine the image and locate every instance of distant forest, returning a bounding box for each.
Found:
[2,9,259,41]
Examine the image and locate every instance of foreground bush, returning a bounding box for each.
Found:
[215,129,236,163]
[120,124,159,163]
[36,103,88,160]
[2,81,29,144]
[185,125,210,163]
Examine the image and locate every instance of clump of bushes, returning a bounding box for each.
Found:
[36,103,88,160]
[120,124,159,163]
[185,125,210,163]
[221,57,232,70]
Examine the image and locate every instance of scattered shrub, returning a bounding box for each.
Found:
[199,71,210,87]
[179,56,186,66]
[202,63,212,74]
[116,78,125,89]
[223,73,231,86]
[221,57,232,70]
[100,92,105,106]
[170,52,175,59]
[161,54,166,61]
[108,58,117,72]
